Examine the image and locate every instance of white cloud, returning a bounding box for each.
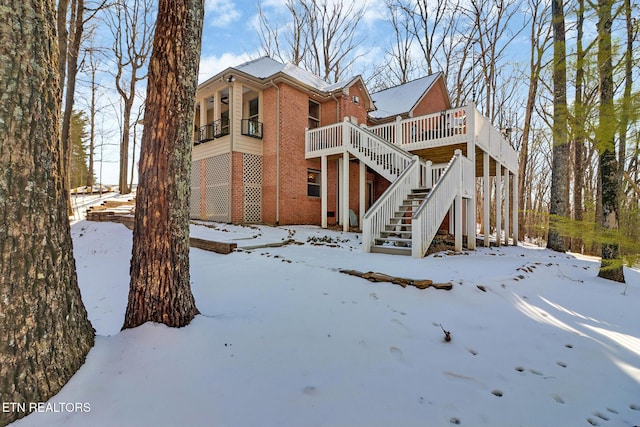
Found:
[198,52,255,83]
[205,0,242,28]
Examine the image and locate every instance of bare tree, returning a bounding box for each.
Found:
[106,0,155,194]
[123,0,203,329]
[0,1,94,424]
[258,0,366,83]
[464,0,525,121]
[518,0,552,241]
[257,0,308,65]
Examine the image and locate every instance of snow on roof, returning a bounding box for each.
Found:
[369,74,441,119]
[234,56,341,93]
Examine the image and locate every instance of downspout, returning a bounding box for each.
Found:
[331,91,342,225]
[227,75,235,223]
[269,80,281,224]
[331,92,341,122]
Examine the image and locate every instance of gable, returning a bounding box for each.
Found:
[369,73,450,121]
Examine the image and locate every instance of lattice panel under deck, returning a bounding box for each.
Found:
[243,153,262,223]
[205,154,230,222]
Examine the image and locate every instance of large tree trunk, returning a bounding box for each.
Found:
[0,1,95,424]
[547,0,569,252]
[123,0,204,329]
[596,0,624,283]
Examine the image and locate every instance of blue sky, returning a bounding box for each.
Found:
[198,0,388,81]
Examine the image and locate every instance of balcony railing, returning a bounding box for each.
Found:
[194,118,230,145]
[241,119,263,139]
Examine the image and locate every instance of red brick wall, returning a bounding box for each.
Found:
[341,83,369,124]
[412,78,451,116]
[276,84,323,225]
[234,79,401,226]
[262,85,278,224]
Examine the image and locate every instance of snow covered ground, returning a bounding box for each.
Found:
[11,221,640,427]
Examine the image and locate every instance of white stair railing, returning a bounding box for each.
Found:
[347,121,413,181]
[411,150,473,257]
[362,157,427,252]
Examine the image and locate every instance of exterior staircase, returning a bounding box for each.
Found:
[371,188,430,255]
[306,114,479,258]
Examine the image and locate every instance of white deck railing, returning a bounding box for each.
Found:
[305,122,344,157]
[366,103,518,173]
[362,157,427,252]
[368,107,468,150]
[411,150,474,257]
[473,109,518,172]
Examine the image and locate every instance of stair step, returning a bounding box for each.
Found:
[370,245,412,256]
[407,193,428,199]
[375,237,412,245]
[385,224,412,231]
[390,216,412,223]
[380,230,412,238]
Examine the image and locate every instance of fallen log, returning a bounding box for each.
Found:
[339,269,452,290]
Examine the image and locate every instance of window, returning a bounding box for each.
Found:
[219,111,230,135]
[308,100,320,129]
[244,98,261,137]
[307,169,320,197]
[249,98,259,121]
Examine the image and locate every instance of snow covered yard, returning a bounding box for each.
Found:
[12,221,640,427]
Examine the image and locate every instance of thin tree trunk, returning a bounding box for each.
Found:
[0,1,94,424]
[123,0,204,329]
[572,0,585,253]
[60,0,85,203]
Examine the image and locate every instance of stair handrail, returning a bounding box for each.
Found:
[362,156,422,252]
[411,150,462,257]
[354,122,415,161]
[345,122,414,181]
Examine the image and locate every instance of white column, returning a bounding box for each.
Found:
[200,99,207,127]
[359,160,365,228]
[504,168,510,246]
[342,151,350,232]
[513,172,519,246]
[496,163,502,247]
[467,197,476,250]
[337,157,343,225]
[483,152,490,247]
[321,155,327,228]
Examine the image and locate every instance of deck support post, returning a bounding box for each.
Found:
[321,155,327,228]
[359,160,365,228]
[455,150,463,252]
[483,152,490,247]
[496,163,502,246]
[513,171,519,246]
[504,168,510,246]
[342,150,350,232]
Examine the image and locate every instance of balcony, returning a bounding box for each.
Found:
[241,119,263,139]
[194,118,230,146]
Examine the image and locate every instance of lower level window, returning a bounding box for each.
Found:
[307,169,320,197]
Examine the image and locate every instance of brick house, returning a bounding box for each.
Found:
[191,57,519,257]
